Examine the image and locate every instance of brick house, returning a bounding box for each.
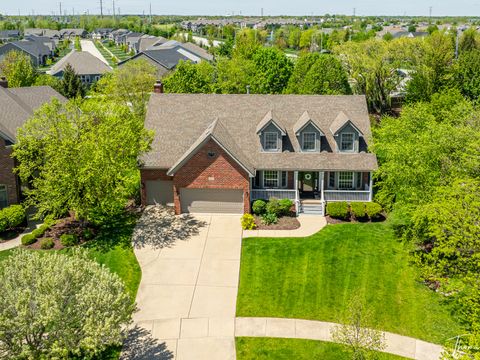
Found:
[0,80,66,209]
[141,93,378,216]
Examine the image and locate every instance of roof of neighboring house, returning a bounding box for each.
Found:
[59,28,86,37]
[119,47,191,70]
[0,30,20,39]
[49,51,112,76]
[0,86,66,142]
[138,36,168,52]
[148,40,213,61]
[392,31,429,39]
[144,94,378,172]
[2,39,51,58]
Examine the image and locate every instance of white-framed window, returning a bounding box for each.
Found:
[264,132,278,151]
[302,132,316,151]
[340,133,355,151]
[338,172,354,190]
[263,171,279,188]
[0,185,7,209]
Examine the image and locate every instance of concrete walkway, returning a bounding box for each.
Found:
[80,39,110,66]
[243,215,327,238]
[128,209,242,360]
[235,317,443,360]
[0,222,40,251]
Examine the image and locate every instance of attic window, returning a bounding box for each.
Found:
[264,132,278,151]
[340,133,354,151]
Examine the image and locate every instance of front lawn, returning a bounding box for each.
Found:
[237,223,463,344]
[236,338,409,360]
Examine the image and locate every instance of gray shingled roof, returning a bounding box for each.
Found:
[293,110,324,135]
[255,110,286,135]
[0,86,66,142]
[50,51,112,76]
[330,111,363,136]
[143,94,378,172]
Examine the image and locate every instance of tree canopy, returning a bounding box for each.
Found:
[0,50,37,87]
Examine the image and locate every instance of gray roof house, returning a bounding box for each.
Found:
[0,82,66,208]
[140,93,378,215]
[0,30,20,42]
[0,37,54,66]
[49,51,111,85]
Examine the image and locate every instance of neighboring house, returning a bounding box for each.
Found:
[140,93,378,216]
[118,40,213,77]
[0,37,54,66]
[0,30,21,42]
[124,32,144,52]
[49,51,111,85]
[109,29,130,44]
[92,28,114,40]
[392,31,429,39]
[24,28,61,39]
[59,28,87,39]
[0,80,66,209]
[136,35,168,53]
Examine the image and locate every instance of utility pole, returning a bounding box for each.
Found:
[100,0,103,18]
[149,3,152,24]
[113,0,115,21]
[429,6,432,24]
[261,8,263,17]
[59,2,62,17]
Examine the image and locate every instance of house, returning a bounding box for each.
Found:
[92,28,114,40]
[136,35,168,53]
[140,92,378,216]
[0,30,20,43]
[24,28,61,39]
[0,37,54,66]
[0,79,66,209]
[49,51,111,85]
[392,31,429,39]
[59,28,87,39]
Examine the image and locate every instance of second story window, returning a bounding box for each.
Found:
[264,132,278,151]
[302,132,316,151]
[340,133,354,151]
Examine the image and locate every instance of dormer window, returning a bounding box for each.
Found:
[264,132,278,151]
[340,133,354,151]
[302,132,316,151]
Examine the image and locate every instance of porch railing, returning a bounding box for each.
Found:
[324,190,371,202]
[251,189,297,201]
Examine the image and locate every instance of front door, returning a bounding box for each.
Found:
[300,172,317,196]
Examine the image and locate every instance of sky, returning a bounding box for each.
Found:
[1,0,480,17]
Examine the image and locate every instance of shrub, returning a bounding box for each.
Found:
[21,233,36,246]
[278,199,294,215]
[31,224,49,239]
[266,198,282,217]
[82,228,95,240]
[60,234,79,247]
[261,212,278,225]
[388,206,413,238]
[350,202,366,219]
[0,205,26,232]
[40,238,55,250]
[241,214,256,230]
[252,200,267,215]
[327,202,350,220]
[366,202,383,220]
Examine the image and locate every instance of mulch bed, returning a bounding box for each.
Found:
[253,214,301,230]
[326,214,387,225]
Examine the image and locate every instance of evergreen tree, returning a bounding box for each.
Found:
[60,63,85,99]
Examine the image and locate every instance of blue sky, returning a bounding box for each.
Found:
[2,0,480,17]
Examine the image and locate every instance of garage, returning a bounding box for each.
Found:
[145,180,174,205]
[180,188,244,214]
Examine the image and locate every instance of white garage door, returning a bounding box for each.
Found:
[145,180,174,205]
[180,188,244,214]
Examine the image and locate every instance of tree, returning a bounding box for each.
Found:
[331,294,385,360]
[94,59,156,119]
[34,73,62,93]
[13,99,152,223]
[459,28,478,53]
[163,60,214,93]
[0,50,37,87]
[215,56,256,94]
[455,49,480,100]
[250,47,293,94]
[60,63,85,99]
[0,249,134,359]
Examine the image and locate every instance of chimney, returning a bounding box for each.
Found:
[0,77,8,89]
[153,80,163,94]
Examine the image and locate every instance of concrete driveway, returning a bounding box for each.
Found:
[126,207,242,360]
[80,39,110,66]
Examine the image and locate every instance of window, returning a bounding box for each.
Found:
[0,185,7,209]
[264,132,278,151]
[338,172,354,190]
[340,133,354,151]
[329,172,335,188]
[263,171,279,188]
[281,171,288,188]
[302,132,316,151]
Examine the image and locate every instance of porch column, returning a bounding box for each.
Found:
[320,171,325,201]
[368,172,373,201]
[294,171,299,215]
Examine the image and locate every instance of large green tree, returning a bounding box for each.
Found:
[0,50,37,87]
[455,49,480,100]
[163,60,215,93]
[13,99,152,223]
[0,249,134,359]
[59,63,85,99]
[250,47,293,94]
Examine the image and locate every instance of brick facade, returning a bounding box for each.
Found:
[140,139,250,214]
[139,169,172,206]
[0,137,19,207]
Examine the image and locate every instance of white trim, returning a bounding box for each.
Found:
[264,131,279,152]
[340,132,355,152]
[302,132,316,152]
[263,170,279,188]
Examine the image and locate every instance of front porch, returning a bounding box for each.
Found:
[251,170,373,215]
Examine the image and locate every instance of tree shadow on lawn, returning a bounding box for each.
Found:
[120,325,174,360]
[131,206,207,250]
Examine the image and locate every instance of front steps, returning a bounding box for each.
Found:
[299,200,325,216]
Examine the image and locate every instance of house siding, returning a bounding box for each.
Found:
[0,137,19,207]
[260,122,283,152]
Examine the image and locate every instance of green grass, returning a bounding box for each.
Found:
[236,337,409,360]
[237,223,463,344]
[93,41,118,67]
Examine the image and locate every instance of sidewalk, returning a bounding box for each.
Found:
[243,215,327,238]
[0,221,40,251]
[235,317,443,360]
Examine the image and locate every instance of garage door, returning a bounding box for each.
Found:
[180,188,244,214]
[145,180,174,205]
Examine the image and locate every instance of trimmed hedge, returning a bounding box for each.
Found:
[21,233,37,246]
[326,202,349,220]
[60,234,78,247]
[40,238,55,250]
[266,198,282,217]
[0,205,26,233]
[327,202,383,221]
[366,202,383,220]
[278,199,294,215]
[350,202,366,219]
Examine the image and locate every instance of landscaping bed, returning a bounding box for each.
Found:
[253,214,300,230]
[242,198,296,230]
[0,205,27,242]
[326,201,386,224]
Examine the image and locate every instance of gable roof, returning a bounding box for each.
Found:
[256,110,286,135]
[167,118,255,177]
[49,51,112,76]
[144,94,377,172]
[138,36,168,52]
[4,39,51,58]
[329,111,364,136]
[120,47,192,70]
[0,86,66,143]
[293,110,324,135]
